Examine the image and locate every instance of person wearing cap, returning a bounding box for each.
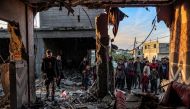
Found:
[41,49,57,101]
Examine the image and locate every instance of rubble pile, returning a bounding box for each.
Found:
[0,84,10,109]
[35,71,115,109]
[0,95,10,109]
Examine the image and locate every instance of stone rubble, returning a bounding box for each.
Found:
[34,72,115,109]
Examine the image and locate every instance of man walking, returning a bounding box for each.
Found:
[41,50,57,101]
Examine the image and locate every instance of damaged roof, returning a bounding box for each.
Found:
[24,0,174,11]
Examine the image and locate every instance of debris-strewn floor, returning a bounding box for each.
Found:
[34,72,115,109]
[0,84,10,109]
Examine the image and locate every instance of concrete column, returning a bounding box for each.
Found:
[96,13,109,98]
[170,0,190,84]
[9,61,28,109]
[34,38,45,78]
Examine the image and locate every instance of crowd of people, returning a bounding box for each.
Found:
[41,49,169,101]
[115,57,169,94]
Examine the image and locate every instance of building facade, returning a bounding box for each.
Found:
[0,6,104,77]
[143,41,169,61]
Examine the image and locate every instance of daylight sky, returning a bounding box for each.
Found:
[109,7,170,50]
[0,7,170,50]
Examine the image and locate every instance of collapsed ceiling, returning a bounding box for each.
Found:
[24,0,174,11]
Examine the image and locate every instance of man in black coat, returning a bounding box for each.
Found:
[41,50,57,101]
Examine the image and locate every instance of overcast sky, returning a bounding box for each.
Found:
[0,7,170,50]
[109,7,170,50]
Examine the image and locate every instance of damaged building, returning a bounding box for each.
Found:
[34,6,103,77]
[0,7,103,77]
[0,0,190,108]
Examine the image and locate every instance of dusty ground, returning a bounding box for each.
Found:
[34,72,115,109]
[0,72,188,109]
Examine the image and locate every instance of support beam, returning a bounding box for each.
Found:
[96,13,109,98]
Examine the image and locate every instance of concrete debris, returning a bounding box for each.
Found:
[64,79,75,86]
[0,95,10,109]
[34,72,115,109]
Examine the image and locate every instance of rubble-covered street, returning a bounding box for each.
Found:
[32,71,187,109]
[34,71,115,109]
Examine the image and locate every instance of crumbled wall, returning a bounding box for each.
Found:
[170,0,190,84]
[96,13,109,98]
[0,0,35,104]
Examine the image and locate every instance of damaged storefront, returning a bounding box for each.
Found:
[34,6,103,77]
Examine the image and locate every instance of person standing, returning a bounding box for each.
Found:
[126,59,135,93]
[150,67,159,94]
[143,61,150,90]
[79,57,89,73]
[79,57,89,86]
[141,71,149,93]
[82,65,91,90]
[56,55,64,89]
[143,61,150,76]
[159,59,169,80]
[115,63,125,90]
[134,57,144,89]
[41,50,57,101]
[150,59,158,71]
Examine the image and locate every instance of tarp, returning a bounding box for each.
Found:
[107,7,127,37]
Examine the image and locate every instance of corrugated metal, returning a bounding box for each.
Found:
[40,6,104,29]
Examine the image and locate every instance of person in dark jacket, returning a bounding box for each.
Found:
[56,55,64,89]
[82,65,91,90]
[115,64,125,90]
[79,57,89,86]
[159,59,169,80]
[134,57,144,89]
[150,67,159,94]
[41,50,57,101]
[126,58,135,93]
[79,57,88,73]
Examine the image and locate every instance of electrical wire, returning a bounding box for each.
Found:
[81,7,93,28]
[126,16,157,52]
[136,35,170,44]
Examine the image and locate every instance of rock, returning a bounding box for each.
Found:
[64,79,75,86]
[76,82,82,86]
[102,95,113,105]
[74,104,88,109]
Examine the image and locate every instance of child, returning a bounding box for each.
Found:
[150,67,159,94]
[141,71,149,93]
[82,65,91,90]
